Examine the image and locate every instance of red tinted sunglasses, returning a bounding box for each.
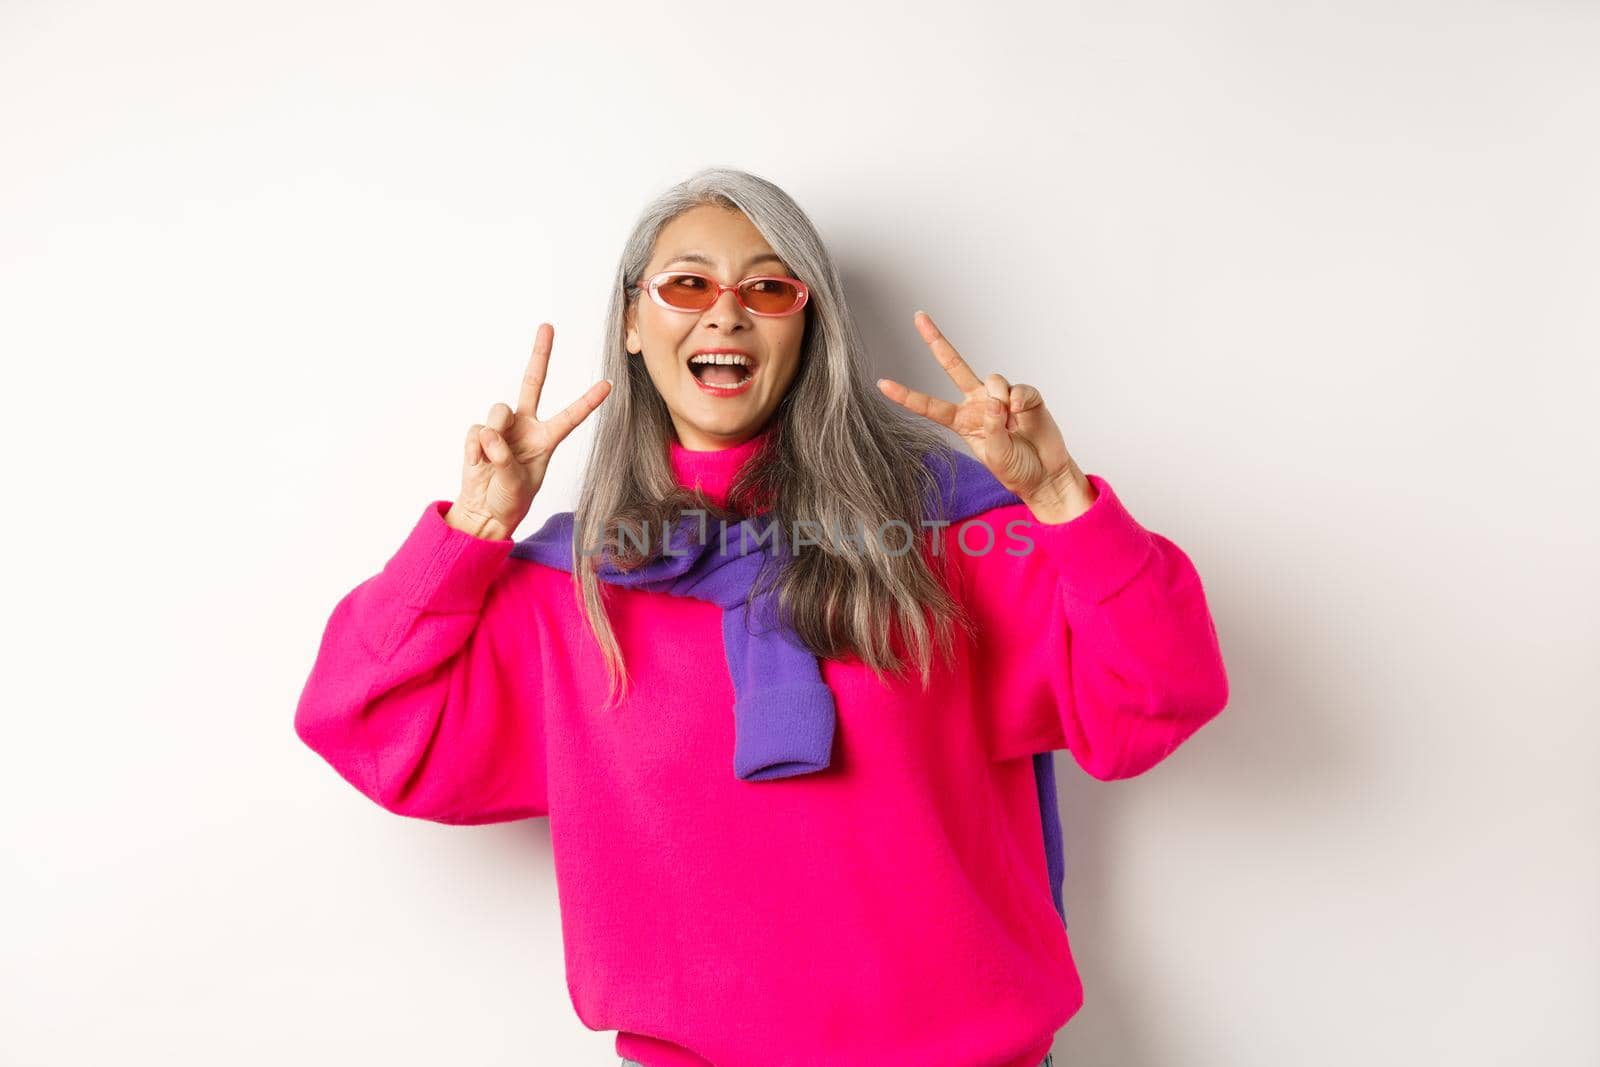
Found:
[639,271,810,317]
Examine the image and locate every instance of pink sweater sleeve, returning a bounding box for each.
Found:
[947,474,1230,780]
[294,500,550,824]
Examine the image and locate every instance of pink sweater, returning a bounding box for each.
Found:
[294,432,1230,1067]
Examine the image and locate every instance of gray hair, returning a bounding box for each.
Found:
[572,165,971,705]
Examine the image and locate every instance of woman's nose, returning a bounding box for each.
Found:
[703,285,750,326]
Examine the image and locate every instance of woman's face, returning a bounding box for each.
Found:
[625,204,808,451]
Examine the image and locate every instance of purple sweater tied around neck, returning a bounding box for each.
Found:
[511,447,1068,925]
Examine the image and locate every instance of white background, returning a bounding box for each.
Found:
[3,1,1596,1064]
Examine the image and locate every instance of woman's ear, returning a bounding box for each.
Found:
[624,303,640,354]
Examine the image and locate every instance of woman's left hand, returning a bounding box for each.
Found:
[876,311,1098,524]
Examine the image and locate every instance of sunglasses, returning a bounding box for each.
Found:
[639,270,810,317]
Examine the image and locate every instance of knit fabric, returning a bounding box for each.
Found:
[295,428,1230,1067]
[511,429,1081,927]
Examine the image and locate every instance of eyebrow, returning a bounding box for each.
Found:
[661,251,789,273]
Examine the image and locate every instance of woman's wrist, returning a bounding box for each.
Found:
[445,502,513,541]
[1023,466,1097,525]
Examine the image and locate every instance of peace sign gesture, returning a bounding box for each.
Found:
[445,323,613,541]
[877,311,1095,523]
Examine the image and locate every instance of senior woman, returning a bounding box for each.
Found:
[295,166,1230,1067]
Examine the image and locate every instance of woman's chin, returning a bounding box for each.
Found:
[672,404,772,444]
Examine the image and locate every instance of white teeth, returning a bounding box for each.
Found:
[689,352,755,389]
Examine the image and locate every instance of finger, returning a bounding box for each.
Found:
[913,311,984,395]
[1009,383,1044,413]
[542,379,612,447]
[877,376,961,429]
[486,402,514,433]
[981,392,1017,465]
[984,372,1014,431]
[465,423,486,467]
[516,324,554,416]
[982,392,1005,434]
[479,426,514,468]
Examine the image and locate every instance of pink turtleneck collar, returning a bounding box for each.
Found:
[667,424,775,511]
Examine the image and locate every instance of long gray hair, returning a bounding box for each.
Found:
[572,166,973,706]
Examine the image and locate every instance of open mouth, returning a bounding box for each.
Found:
[688,354,758,391]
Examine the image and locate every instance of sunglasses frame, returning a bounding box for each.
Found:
[639,270,810,318]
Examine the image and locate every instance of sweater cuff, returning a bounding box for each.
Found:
[731,682,838,781]
[1023,474,1155,603]
[391,500,515,613]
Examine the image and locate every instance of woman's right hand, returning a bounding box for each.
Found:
[446,323,612,541]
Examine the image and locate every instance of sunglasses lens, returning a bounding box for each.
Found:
[739,278,803,314]
[655,273,716,310]
[652,273,803,314]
